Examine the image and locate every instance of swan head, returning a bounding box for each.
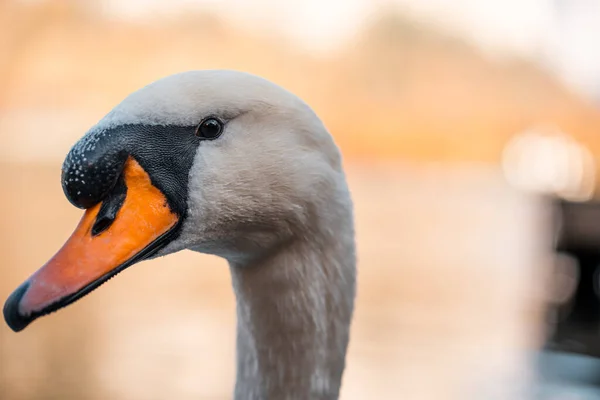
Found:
[4,70,350,332]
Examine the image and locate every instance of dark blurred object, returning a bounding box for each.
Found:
[547,198,600,356]
[535,198,600,394]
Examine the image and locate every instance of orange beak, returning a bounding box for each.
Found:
[3,157,179,332]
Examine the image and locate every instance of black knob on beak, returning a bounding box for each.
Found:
[61,132,128,209]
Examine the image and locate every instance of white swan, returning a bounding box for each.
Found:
[3,70,356,400]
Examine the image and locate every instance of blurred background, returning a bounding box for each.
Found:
[2,0,600,399]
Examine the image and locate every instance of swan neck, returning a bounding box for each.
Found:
[229,235,355,400]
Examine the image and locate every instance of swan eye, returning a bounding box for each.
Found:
[196,118,223,139]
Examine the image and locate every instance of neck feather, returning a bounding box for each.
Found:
[229,227,355,400]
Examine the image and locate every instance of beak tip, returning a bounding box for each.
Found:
[3,282,33,332]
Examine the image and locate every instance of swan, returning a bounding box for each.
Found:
[3,70,356,400]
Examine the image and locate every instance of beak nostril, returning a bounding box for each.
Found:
[91,174,128,237]
[91,214,114,236]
